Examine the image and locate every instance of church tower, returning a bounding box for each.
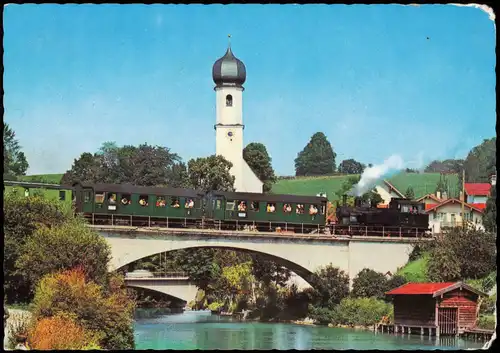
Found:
[212,37,247,192]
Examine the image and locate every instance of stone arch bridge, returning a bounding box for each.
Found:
[96,226,425,301]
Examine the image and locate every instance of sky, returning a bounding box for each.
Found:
[3,4,496,176]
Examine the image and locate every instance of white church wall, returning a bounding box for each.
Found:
[242,161,263,193]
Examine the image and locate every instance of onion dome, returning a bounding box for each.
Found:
[212,38,246,87]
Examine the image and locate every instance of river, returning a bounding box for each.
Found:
[133,310,485,350]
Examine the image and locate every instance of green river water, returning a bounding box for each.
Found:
[133,310,486,350]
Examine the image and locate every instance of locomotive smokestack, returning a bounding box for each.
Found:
[342,194,347,206]
[355,197,362,207]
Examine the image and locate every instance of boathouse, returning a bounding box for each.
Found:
[385,282,488,336]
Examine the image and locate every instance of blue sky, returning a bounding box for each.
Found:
[3,4,496,176]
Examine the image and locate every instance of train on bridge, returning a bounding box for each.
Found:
[4,180,431,237]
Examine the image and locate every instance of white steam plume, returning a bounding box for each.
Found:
[350,155,405,197]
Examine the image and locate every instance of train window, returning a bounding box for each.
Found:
[120,194,131,206]
[250,201,259,212]
[237,201,247,212]
[295,204,305,214]
[185,198,195,209]
[266,203,276,213]
[139,195,149,207]
[107,193,117,204]
[156,196,167,207]
[214,199,222,210]
[226,201,235,211]
[59,190,66,201]
[283,204,292,213]
[84,191,91,203]
[308,204,319,215]
[95,193,105,204]
[320,205,326,215]
[171,197,180,208]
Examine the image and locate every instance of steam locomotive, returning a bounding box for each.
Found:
[333,195,430,237]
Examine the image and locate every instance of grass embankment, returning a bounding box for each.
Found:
[272,172,460,201]
[20,174,63,184]
[396,255,430,283]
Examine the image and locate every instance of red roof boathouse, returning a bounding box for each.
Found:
[385,282,488,336]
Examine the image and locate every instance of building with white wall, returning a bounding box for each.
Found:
[374,180,405,206]
[212,41,263,193]
[464,183,491,204]
[425,198,485,234]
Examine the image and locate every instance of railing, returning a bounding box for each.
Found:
[86,212,432,239]
[125,271,188,279]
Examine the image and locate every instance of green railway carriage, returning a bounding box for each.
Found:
[73,183,205,224]
[4,181,73,207]
[206,191,328,233]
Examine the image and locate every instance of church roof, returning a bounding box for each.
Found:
[212,44,246,87]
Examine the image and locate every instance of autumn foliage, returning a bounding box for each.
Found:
[29,313,102,350]
[30,267,135,350]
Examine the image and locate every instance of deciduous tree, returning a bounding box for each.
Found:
[351,269,388,300]
[483,185,496,233]
[310,264,349,307]
[338,159,365,175]
[294,132,336,176]
[463,137,496,183]
[243,142,277,193]
[186,155,235,192]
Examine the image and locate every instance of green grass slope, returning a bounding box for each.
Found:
[272,172,460,201]
[20,174,64,184]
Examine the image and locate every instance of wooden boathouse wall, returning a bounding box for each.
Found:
[386,282,488,336]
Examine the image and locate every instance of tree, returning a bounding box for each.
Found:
[426,245,461,282]
[186,155,235,192]
[385,275,407,293]
[243,142,277,193]
[335,175,382,206]
[172,249,220,292]
[338,159,365,175]
[462,137,496,183]
[16,218,111,292]
[404,186,415,200]
[31,268,135,350]
[294,132,336,176]
[425,159,464,174]
[61,142,185,187]
[3,123,29,179]
[351,269,388,300]
[435,173,449,195]
[483,185,496,233]
[250,254,291,288]
[3,191,70,303]
[311,264,349,308]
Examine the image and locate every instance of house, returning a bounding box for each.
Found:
[416,193,441,209]
[386,282,488,336]
[464,183,491,204]
[425,198,485,233]
[374,180,406,206]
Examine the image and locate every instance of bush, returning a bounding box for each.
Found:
[3,192,70,303]
[426,245,461,282]
[386,275,407,292]
[480,294,496,315]
[31,268,135,350]
[29,313,102,350]
[308,305,337,325]
[351,269,388,300]
[16,218,111,292]
[477,315,496,330]
[334,297,393,327]
[311,264,350,307]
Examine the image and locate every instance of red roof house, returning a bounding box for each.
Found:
[386,282,488,335]
[464,183,491,196]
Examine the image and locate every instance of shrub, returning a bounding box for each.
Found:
[480,294,496,315]
[426,245,461,282]
[3,192,70,303]
[351,269,388,300]
[477,315,496,330]
[308,305,337,325]
[29,313,102,350]
[334,297,393,327]
[386,275,407,292]
[311,264,350,307]
[32,268,135,350]
[17,218,111,292]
